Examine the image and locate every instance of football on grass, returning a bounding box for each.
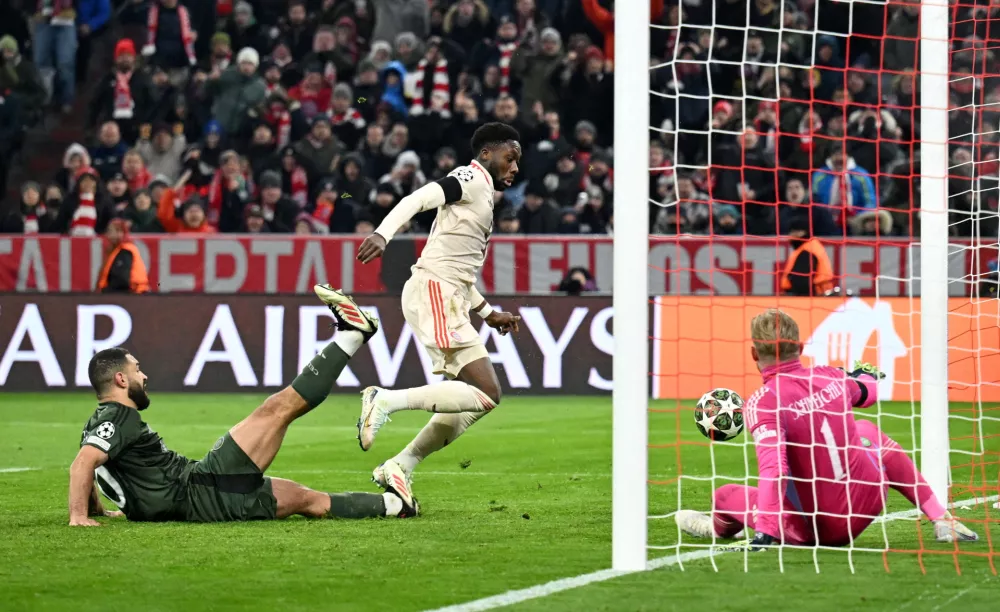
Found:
[694,388,745,441]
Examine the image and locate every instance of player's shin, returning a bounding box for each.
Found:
[378,381,497,414]
[877,431,948,521]
[391,412,485,474]
[290,331,363,408]
[324,492,408,518]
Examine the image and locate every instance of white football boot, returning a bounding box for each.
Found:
[313,284,380,341]
[675,510,715,539]
[934,512,979,543]
[378,460,419,518]
[358,386,392,451]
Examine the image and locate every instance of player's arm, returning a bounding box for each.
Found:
[747,392,787,542]
[68,445,109,526]
[469,285,520,335]
[843,361,885,409]
[357,178,460,263]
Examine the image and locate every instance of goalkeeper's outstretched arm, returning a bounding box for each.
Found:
[745,389,788,541]
[843,362,884,409]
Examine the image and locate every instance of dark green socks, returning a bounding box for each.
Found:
[291,343,350,408]
[326,492,387,519]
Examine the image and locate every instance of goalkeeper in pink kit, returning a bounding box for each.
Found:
[676,309,979,548]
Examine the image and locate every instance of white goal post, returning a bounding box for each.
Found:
[611,0,955,570]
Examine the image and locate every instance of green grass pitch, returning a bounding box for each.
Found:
[0,393,997,611]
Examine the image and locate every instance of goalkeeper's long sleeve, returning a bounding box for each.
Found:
[746,390,787,541]
[374,182,447,242]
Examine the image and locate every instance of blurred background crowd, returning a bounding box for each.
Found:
[0,0,997,241]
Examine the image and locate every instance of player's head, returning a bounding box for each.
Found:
[88,347,150,410]
[749,309,803,369]
[471,122,521,189]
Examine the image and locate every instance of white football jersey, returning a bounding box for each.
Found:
[413,160,495,287]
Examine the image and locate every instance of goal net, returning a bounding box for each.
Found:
[613,0,1000,572]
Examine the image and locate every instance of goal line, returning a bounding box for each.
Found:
[423,494,1000,612]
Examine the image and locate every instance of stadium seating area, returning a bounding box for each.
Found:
[0,0,997,240]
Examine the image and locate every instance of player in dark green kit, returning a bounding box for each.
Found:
[68,285,418,525]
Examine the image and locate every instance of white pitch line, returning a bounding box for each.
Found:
[424,494,1000,612]
[0,467,38,473]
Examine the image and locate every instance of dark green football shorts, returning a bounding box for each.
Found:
[184,433,277,522]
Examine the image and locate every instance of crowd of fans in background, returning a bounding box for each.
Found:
[0,0,997,241]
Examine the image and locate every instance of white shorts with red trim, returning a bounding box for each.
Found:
[401,271,489,378]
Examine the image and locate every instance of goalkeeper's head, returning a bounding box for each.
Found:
[749,308,802,369]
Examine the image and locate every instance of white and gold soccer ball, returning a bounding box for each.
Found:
[694,388,745,441]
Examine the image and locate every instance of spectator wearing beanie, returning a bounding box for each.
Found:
[0,35,46,126]
[225,1,268,56]
[201,32,234,75]
[244,204,270,233]
[91,121,129,180]
[256,170,299,232]
[60,166,111,236]
[106,171,133,215]
[90,38,154,142]
[518,181,560,234]
[137,122,187,183]
[335,153,375,208]
[512,26,564,113]
[330,83,367,150]
[379,150,426,199]
[351,59,382,122]
[209,47,267,135]
[124,188,162,233]
[294,116,341,181]
[32,0,78,114]
[315,177,356,233]
[371,0,429,45]
[142,0,198,75]
[246,119,277,177]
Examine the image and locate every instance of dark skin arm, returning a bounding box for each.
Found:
[475,302,520,336]
[356,232,387,264]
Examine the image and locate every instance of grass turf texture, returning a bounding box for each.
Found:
[0,393,996,612]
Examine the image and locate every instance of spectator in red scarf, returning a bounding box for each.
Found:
[143,0,198,80]
[123,149,153,191]
[470,17,521,99]
[0,181,58,234]
[288,63,332,120]
[206,149,253,231]
[90,38,154,142]
[276,146,311,208]
[59,166,111,236]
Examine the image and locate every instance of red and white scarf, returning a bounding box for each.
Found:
[266,108,293,148]
[113,70,135,119]
[21,203,45,234]
[144,2,197,66]
[207,170,245,227]
[69,193,97,236]
[331,107,367,129]
[410,58,450,117]
[498,42,518,95]
[288,167,309,208]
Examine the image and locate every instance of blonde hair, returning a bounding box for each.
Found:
[750,308,801,362]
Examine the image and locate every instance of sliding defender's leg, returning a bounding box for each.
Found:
[229,285,379,472]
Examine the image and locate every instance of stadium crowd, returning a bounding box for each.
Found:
[0,0,996,241]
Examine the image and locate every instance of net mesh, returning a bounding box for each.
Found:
[647,0,1000,572]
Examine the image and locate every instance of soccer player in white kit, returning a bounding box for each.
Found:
[354,122,523,490]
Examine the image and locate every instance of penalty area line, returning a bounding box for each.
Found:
[0,467,39,473]
[423,494,999,612]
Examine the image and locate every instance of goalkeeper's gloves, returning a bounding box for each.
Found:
[840,360,886,381]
